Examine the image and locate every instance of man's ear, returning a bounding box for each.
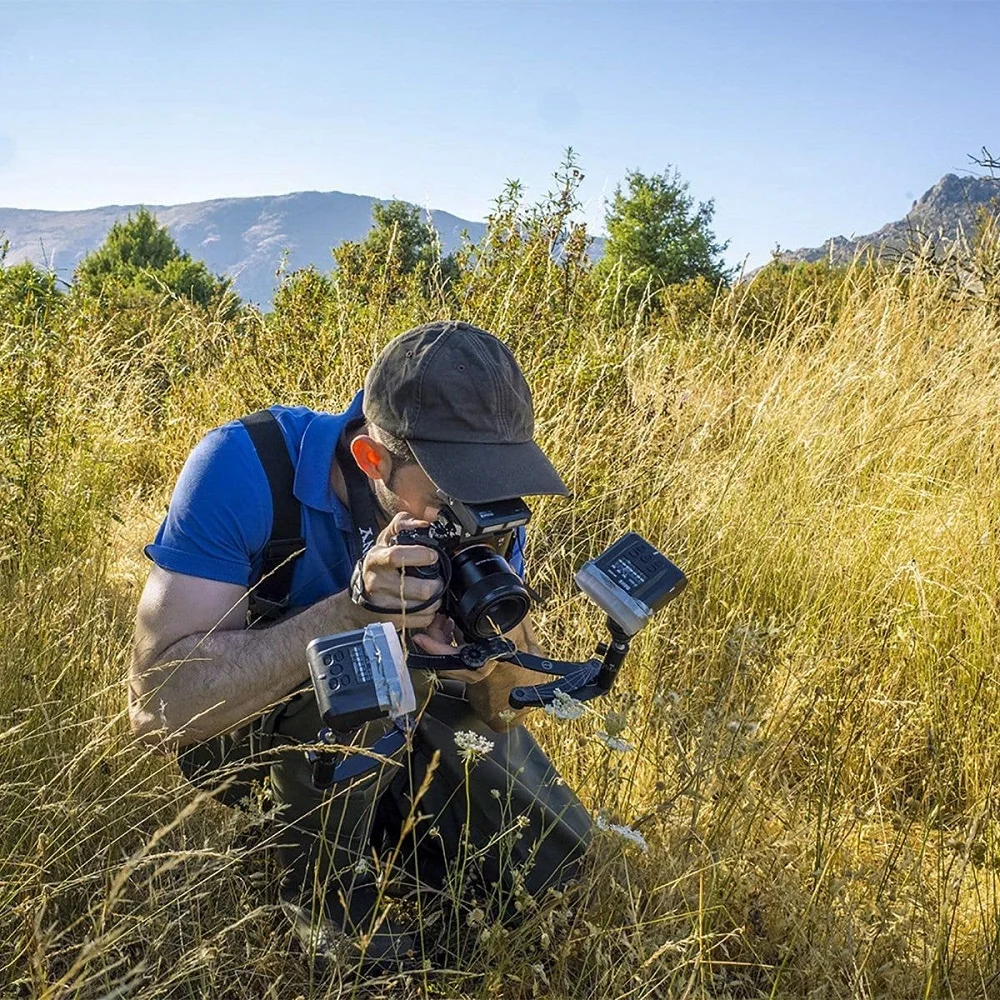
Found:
[350,433,393,483]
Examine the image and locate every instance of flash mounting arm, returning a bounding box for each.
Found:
[406,533,687,708]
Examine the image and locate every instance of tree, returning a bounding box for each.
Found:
[597,168,730,310]
[333,200,457,303]
[0,259,63,327]
[74,207,234,309]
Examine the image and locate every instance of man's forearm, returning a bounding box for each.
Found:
[131,590,363,749]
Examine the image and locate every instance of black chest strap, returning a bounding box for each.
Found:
[240,410,306,626]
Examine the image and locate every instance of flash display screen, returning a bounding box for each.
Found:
[575,533,686,636]
[604,554,647,594]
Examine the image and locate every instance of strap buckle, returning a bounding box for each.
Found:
[262,537,306,563]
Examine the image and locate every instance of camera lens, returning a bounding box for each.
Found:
[447,545,531,639]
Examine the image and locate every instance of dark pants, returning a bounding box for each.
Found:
[269,680,592,909]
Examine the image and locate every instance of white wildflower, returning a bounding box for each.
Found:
[454,730,494,762]
[596,815,649,852]
[596,730,634,752]
[490,787,501,799]
[544,689,587,721]
[354,857,371,875]
[497,708,517,723]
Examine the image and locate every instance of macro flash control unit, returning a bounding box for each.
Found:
[575,532,687,636]
[306,623,416,733]
[434,491,532,540]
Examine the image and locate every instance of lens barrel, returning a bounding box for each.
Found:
[447,545,530,638]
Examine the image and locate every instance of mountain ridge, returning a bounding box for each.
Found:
[776,172,1000,267]
[0,190,489,306]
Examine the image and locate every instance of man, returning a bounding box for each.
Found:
[128,321,592,969]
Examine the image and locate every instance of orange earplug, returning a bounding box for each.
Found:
[350,438,383,476]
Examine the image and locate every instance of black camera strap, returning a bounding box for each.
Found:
[240,410,306,626]
[335,418,382,562]
[335,420,446,617]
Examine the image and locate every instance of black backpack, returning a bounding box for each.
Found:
[176,410,306,807]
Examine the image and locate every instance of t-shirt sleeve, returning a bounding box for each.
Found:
[144,424,271,586]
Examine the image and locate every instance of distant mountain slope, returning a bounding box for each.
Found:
[0,191,487,306]
[777,173,1000,267]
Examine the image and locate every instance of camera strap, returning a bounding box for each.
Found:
[335,420,445,617]
[336,418,382,562]
[240,410,307,626]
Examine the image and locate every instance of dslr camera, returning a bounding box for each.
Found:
[393,491,534,640]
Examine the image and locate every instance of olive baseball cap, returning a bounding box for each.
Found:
[363,321,569,504]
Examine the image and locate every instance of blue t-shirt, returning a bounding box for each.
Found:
[145,389,526,608]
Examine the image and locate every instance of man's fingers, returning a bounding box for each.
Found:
[400,610,437,629]
[362,572,441,604]
[383,511,434,543]
[427,613,456,644]
[387,510,428,531]
[385,544,439,569]
[407,577,443,602]
[410,632,458,656]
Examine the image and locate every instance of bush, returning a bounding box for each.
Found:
[74,207,236,313]
[729,257,851,341]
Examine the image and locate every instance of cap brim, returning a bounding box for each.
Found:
[409,439,570,504]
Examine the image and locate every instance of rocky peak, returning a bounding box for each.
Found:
[778,171,1000,267]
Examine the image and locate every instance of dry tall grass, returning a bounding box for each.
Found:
[3,216,1000,998]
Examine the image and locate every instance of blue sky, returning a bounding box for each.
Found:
[1,0,997,269]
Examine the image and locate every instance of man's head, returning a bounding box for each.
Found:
[349,321,568,521]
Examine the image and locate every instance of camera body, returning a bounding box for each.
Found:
[394,495,533,639]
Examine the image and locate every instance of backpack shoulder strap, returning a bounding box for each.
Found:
[240,409,305,626]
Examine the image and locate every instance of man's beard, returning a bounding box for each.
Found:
[372,477,404,524]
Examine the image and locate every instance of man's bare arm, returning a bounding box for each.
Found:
[129,512,444,752]
[128,566,374,751]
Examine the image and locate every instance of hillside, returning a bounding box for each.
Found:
[0,191,487,306]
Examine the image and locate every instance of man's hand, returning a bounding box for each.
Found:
[354,509,444,630]
[409,613,499,686]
